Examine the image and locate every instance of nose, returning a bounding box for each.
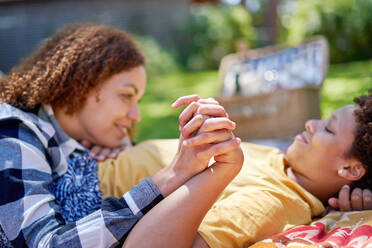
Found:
[305,120,316,134]
[127,103,141,123]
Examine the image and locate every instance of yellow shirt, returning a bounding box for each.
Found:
[198,142,325,248]
[98,139,325,248]
[98,139,174,199]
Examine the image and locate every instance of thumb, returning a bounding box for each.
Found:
[328,197,339,209]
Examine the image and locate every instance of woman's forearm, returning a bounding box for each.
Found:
[123,162,241,248]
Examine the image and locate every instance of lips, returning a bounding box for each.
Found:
[116,124,130,137]
[295,132,309,144]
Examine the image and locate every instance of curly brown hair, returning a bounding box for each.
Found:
[349,89,372,190]
[0,23,145,114]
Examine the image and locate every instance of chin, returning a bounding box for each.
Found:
[285,143,302,165]
[95,139,121,149]
[285,142,296,156]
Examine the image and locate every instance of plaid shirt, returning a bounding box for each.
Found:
[0,103,163,248]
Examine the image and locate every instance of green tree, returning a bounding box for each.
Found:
[285,0,372,63]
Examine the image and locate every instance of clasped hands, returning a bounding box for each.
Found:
[151,95,244,197]
[170,94,244,182]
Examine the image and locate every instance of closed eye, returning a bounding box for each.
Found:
[120,94,134,100]
[324,126,334,134]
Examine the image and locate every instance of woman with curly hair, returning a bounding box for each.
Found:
[0,23,244,247]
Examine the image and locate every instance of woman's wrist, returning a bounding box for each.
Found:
[151,161,190,197]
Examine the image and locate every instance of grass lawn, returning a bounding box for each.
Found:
[136,60,372,142]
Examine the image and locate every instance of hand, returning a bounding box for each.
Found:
[151,95,243,197]
[80,137,132,161]
[172,95,228,142]
[172,95,241,176]
[181,115,244,170]
[172,95,227,133]
[328,185,372,211]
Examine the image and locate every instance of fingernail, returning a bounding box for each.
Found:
[97,156,104,161]
[343,184,350,189]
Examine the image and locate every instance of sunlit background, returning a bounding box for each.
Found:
[0,0,371,141]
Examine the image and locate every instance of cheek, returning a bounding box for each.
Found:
[83,112,107,135]
[311,135,340,157]
[308,138,342,172]
[80,102,114,133]
[92,97,124,120]
[287,138,327,169]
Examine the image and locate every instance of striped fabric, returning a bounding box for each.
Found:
[0,103,163,247]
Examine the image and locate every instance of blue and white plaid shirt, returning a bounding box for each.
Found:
[0,103,163,247]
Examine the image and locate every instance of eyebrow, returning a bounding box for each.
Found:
[121,83,138,94]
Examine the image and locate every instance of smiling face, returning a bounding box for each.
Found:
[285,105,365,202]
[58,66,146,148]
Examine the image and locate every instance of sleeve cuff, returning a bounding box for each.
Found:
[122,177,163,217]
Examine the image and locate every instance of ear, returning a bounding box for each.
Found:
[338,161,366,181]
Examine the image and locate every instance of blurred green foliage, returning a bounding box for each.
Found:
[132,3,257,73]
[134,35,180,75]
[135,60,372,141]
[136,70,221,141]
[134,1,372,72]
[321,60,372,118]
[174,4,256,70]
[285,0,372,63]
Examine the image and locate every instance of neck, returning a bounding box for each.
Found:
[53,106,85,141]
[283,157,340,205]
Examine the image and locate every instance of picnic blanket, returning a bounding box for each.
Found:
[251,210,372,248]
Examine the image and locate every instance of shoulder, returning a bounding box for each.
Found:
[0,104,56,174]
[0,103,53,148]
[0,104,52,164]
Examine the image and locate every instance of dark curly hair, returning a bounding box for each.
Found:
[0,23,145,114]
[349,89,372,190]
